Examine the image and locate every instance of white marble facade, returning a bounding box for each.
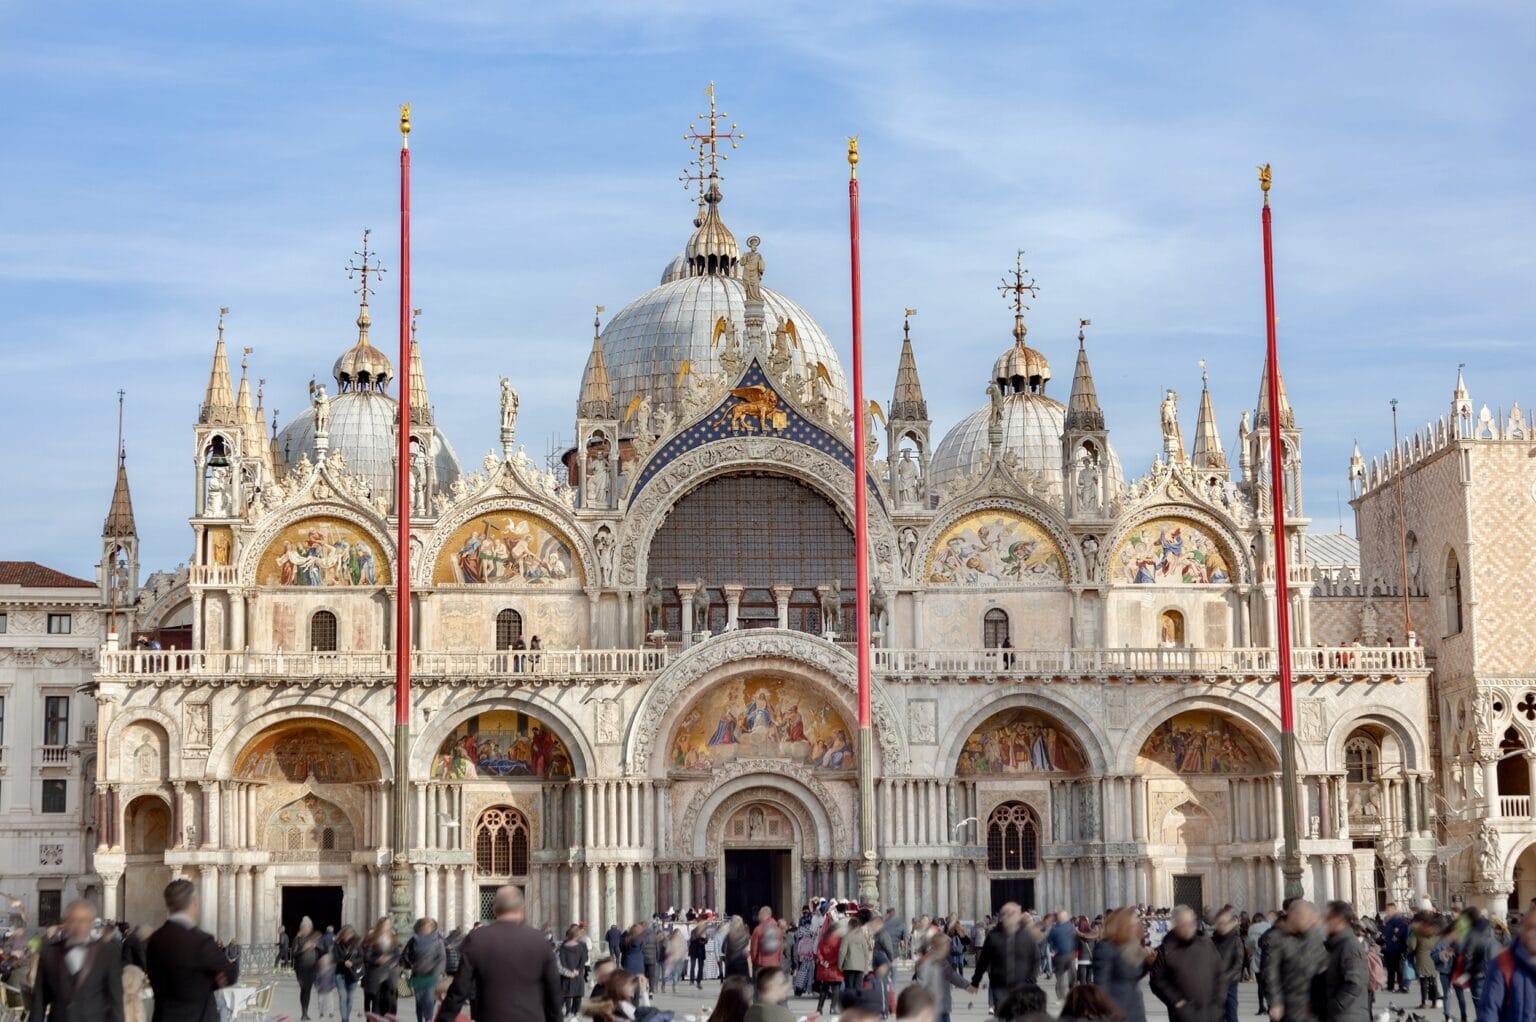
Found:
[87,158,1451,942]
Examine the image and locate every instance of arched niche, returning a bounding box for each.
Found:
[429,709,575,780]
[924,509,1068,585]
[434,510,582,586]
[1110,515,1236,585]
[120,720,170,783]
[1138,710,1276,776]
[667,675,855,774]
[256,515,391,588]
[234,719,382,783]
[956,708,1089,775]
[265,793,356,855]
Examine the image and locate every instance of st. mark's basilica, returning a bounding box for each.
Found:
[7,92,1533,942]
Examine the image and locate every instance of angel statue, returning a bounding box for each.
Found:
[499,377,519,435]
[987,381,1004,432]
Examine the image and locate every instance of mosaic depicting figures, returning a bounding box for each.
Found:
[925,511,1067,585]
[1138,712,1270,774]
[234,722,380,783]
[956,709,1086,775]
[1112,517,1231,585]
[258,517,390,587]
[435,512,580,585]
[432,711,573,779]
[669,678,854,772]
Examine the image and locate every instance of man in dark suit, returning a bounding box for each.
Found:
[31,899,124,1022]
[436,885,560,1022]
[145,878,239,1022]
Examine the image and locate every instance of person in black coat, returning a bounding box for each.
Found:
[970,903,1041,1008]
[31,900,124,1022]
[145,879,239,1022]
[1150,907,1225,1022]
[1211,908,1246,1022]
[436,885,561,1022]
[1317,902,1370,1022]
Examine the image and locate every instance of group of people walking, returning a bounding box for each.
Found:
[17,886,1536,1022]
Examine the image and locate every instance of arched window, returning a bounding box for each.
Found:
[1159,609,1186,647]
[983,609,1010,650]
[1444,550,1463,636]
[309,610,338,652]
[1344,736,1379,783]
[986,802,1039,872]
[495,609,523,651]
[474,806,531,878]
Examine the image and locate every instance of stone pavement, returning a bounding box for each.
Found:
[234,964,1445,1022]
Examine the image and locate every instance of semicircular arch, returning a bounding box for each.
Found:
[241,505,396,588]
[615,438,898,589]
[424,496,595,592]
[411,694,593,780]
[1104,504,1251,587]
[680,763,845,860]
[207,703,392,782]
[939,691,1111,776]
[623,629,903,776]
[1119,693,1295,775]
[1326,707,1428,772]
[916,497,1078,586]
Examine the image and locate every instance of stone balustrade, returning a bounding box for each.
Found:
[98,642,1425,685]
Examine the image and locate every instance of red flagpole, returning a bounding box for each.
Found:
[395,108,412,727]
[389,104,414,929]
[848,138,879,908]
[848,139,870,730]
[1260,164,1303,900]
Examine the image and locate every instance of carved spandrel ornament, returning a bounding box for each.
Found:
[1297,698,1326,744]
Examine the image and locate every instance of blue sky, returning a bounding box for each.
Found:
[1,2,1531,578]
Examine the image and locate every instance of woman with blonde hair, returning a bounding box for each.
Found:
[1091,909,1150,1022]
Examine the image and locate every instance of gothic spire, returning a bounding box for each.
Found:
[1064,320,1104,432]
[235,346,260,444]
[578,306,616,420]
[104,392,136,538]
[408,309,433,426]
[1191,361,1227,474]
[1255,360,1295,429]
[199,307,237,425]
[890,309,927,420]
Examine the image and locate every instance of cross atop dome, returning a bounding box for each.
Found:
[998,251,1039,343]
[682,82,741,196]
[346,228,386,307]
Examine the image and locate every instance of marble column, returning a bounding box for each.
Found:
[912,592,926,647]
[587,866,602,934]
[676,584,697,649]
[724,585,744,631]
[235,867,251,947]
[772,585,794,631]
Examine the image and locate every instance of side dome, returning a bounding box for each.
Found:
[276,394,462,505]
[931,395,1123,495]
[596,275,849,435]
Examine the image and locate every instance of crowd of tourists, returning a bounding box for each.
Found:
[12,885,1536,1022]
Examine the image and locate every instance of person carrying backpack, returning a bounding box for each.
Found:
[401,916,445,1022]
[750,908,785,974]
[1475,909,1535,1022]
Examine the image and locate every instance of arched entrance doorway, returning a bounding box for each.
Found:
[1137,709,1277,909]
[123,795,172,925]
[956,707,1087,914]
[719,801,798,921]
[232,718,381,941]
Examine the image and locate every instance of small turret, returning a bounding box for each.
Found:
[408,310,433,427]
[1062,319,1112,519]
[1451,364,1473,436]
[886,310,932,511]
[199,308,237,425]
[1190,364,1228,480]
[575,306,619,511]
[98,395,139,621]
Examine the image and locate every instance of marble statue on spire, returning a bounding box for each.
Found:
[741,235,765,302]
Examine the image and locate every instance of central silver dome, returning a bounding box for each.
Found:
[277,393,462,505]
[597,274,849,435]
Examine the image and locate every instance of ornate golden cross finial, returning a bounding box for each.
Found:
[217,306,230,340]
[346,229,386,305]
[998,251,1040,317]
[682,82,742,195]
[1258,163,1272,206]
